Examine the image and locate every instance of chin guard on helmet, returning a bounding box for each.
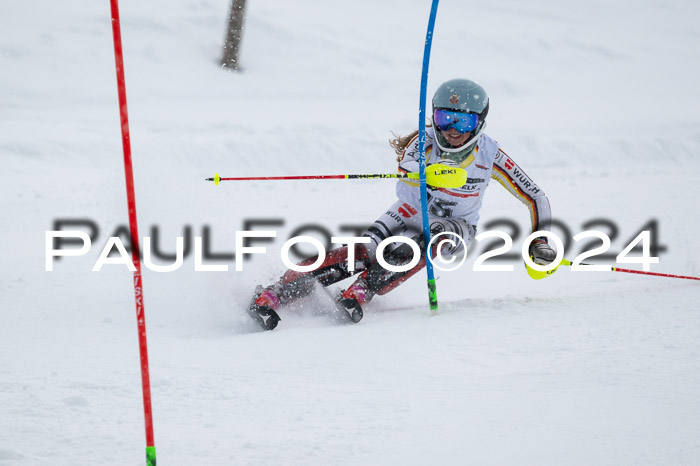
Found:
[434,123,486,163]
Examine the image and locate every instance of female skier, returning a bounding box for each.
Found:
[248,78,556,330]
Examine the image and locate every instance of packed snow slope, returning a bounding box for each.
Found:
[2,0,700,464]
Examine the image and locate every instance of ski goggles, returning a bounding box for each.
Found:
[433,108,479,134]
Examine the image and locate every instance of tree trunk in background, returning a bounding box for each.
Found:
[220,0,247,70]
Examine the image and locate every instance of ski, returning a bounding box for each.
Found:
[336,297,364,324]
[246,285,281,331]
[319,285,364,325]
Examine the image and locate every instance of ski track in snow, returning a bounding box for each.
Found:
[2,0,700,464]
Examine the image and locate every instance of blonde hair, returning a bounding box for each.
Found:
[389,129,419,162]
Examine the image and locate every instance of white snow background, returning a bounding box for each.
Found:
[2,0,700,464]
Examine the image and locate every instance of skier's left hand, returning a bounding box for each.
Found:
[529,237,557,265]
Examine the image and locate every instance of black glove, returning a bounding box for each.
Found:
[529,237,556,265]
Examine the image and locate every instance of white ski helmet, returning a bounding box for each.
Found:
[432,79,489,162]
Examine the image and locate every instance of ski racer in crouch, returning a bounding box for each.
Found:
[248,78,557,330]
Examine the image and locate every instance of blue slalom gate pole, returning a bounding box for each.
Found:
[418,0,440,311]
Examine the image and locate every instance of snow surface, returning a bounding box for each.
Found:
[2,0,700,464]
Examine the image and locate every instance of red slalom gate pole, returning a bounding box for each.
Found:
[109,1,156,464]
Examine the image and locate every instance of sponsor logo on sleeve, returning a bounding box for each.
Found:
[510,167,540,194]
[398,203,418,218]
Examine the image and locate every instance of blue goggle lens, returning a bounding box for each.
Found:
[433,109,479,133]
